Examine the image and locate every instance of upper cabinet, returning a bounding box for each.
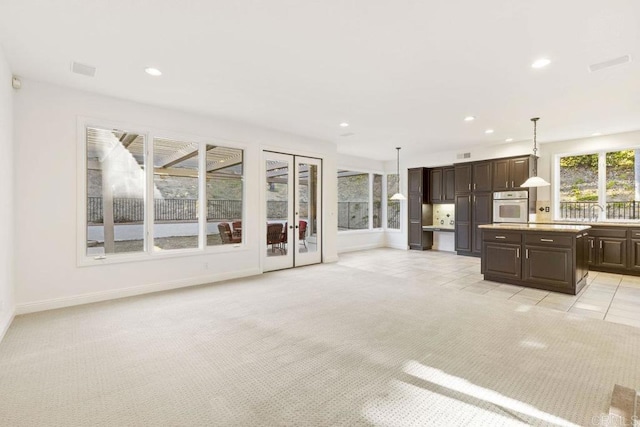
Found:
[430,166,455,203]
[492,157,531,191]
[455,162,492,193]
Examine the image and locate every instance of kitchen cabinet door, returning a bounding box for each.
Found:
[510,157,529,189]
[492,159,509,191]
[482,242,521,279]
[473,161,492,192]
[455,194,472,252]
[472,192,493,255]
[430,168,443,203]
[629,239,640,271]
[524,245,573,290]
[443,167,455,202]
[598,237,626,269]
[586,236,596,266]
[455,164,472,193]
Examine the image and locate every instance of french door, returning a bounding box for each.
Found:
[264,151,322,271]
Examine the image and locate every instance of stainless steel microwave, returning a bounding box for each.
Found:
[493,191,529,223]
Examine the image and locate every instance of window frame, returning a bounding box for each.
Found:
[77,117,248,267]
[554,146,640,221]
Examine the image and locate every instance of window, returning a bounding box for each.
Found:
[557,149,639,220]
[83,125,244,259]
[338,170,370,230]
[373,174,382,228]
[386,173,400,229]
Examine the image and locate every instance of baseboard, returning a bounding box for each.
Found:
[323,255,340,263]
[385,242,408,250]
[16,268,261,315]
[337,243,385,254]
[0,308,15,344]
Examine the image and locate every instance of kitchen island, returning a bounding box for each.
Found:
[479,223,591,295]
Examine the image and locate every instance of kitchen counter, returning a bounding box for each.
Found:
[479,223,591,233]
[536,220,640,228]
[422,226,454,232]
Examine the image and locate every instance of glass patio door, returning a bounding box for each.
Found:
[264,152,322,271]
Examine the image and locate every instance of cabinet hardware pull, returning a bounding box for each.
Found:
[495,236,506,239]
[576,235,582,239]
[515,160,524,163]
[468,183,471,190]
[599,241,603,249]
[526,249,529,258]
[540,238,554,242]
[635,233,640,236]
[474,183,476,190]
[591,240,594,248]
[516,248,520,258]
[512,180,514,188]
[505,181,508,188]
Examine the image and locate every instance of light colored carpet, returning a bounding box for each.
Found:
[1,249,640,426]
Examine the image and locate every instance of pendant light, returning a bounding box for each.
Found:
[390,147,406,200]
[521,117,551,187]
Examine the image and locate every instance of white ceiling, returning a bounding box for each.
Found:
[1,0,639,161]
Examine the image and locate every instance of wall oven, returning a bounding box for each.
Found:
[493,191,529,223]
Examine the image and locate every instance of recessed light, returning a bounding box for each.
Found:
[531,58,551,69]
[591,132,602,136]
[505,138,514,142]
[339,122,349,128]
[464,116,475,122]
[485,129,494,134]
[144,67,162,76]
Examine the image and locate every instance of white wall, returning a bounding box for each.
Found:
[13,80,338,313]
[0,46,15,340]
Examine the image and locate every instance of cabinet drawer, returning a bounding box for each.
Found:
[588,227,627,238]
[525,233,573,247]
[629,229,640,239]
[482,230,521,243]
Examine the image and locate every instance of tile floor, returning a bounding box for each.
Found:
[337,248,640,329]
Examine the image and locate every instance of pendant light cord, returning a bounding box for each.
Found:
[531,117,539,176]
[396,147,401,194]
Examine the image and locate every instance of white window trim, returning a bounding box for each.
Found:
[553,147,640,221]
[76,116,249,267]
[337,168,387,233]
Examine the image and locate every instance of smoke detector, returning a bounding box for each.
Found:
[589,55,631,72]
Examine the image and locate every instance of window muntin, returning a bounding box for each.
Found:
[386,174,400,229]
[83,124,245,261]
[86,127,146,256]
[558,149,639,220]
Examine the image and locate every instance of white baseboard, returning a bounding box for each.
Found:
[0,308,15,344]
[385,242,408,250]
[337,243,385,254]
[323,255,340,263]
[16,268,261,315]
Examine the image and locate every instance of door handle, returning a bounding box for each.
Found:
[516,248,520,258]
[505,181,508,188]
[540,238,554,242]
[512,180,514,188]
[295,225,299,229]
[468,183,471,190]
[289,225,294,229]
[590,240,594,248]
[495,236,506,239]
[525,249,529,258]
[473,183,476,190]
[599,241,602,249]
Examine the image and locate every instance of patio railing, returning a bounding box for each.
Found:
[559,201,640,220]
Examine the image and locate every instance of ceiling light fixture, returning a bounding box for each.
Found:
[390,147,406,201]
[505,138,514,142]
[144,67,162,76]
[485,129,494,134]
[339,122,349,128]
[531,58,551,69]
[521,117,550,187]
[591,132,602,136]
[464,116,475,122]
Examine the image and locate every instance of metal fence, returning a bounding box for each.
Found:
[560,201,640,220]
[387,200,400,229]
[88,197,311,224]
[337,201,369,230]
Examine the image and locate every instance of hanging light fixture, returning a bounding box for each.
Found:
[390,147,406,200]
[521,117,551,187]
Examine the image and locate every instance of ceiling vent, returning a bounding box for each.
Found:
[588,55,631,72]
[456,152,471,160]
[71,62,96,77]
[339,132,355,137]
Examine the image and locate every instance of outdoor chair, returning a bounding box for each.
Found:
[231,220,242,238]
[267,223,285,252]
[218,222,241,244]
[299,220,307,248]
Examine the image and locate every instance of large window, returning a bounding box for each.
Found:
[84,125,244,259]
[557,149,639,220]
[386,173,400,229]
[338,170,370,230]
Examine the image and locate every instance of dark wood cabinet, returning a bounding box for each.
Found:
[472,161,492,192]
[472,193,492,255]
[587,236,596,266]
[443,167,455,202]
[598,238,626,268]
[493,157,531,191]
[481,228,588,295]
[455,194,471,252]
[483,242,521,279]
[430,166,455,203]
[408,167,433,250]
[629,238,640,271]
[524,246,573,291]
[587,227,628,272]
[454,164,472,193]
